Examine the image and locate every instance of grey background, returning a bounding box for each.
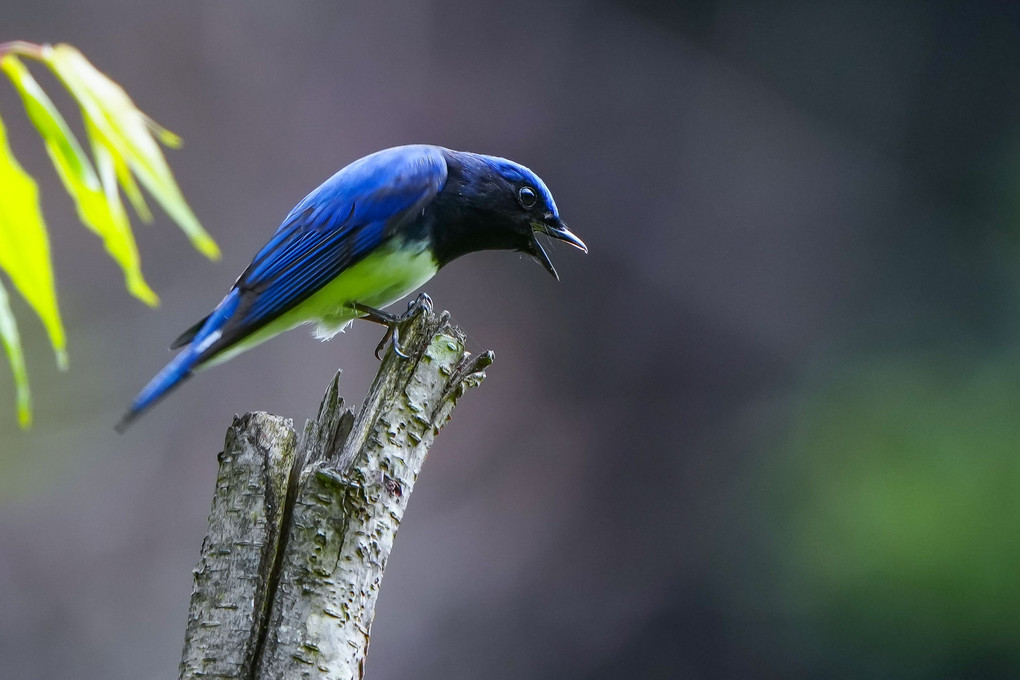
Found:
[2,2,1019,679]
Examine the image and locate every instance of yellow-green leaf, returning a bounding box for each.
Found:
[1,55,158,307]
[141,111,182,148]
[43,43,220,260]
[86,119,158,305]
[0,278,31,427]
[0,110,68,370]
[113,149,152,222]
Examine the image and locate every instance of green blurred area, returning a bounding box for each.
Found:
[759,353,1020,677]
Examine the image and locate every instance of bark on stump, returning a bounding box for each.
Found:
[178,310,492,680]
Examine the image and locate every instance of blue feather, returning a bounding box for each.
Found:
[118,146,447,429]
[235,145,446,326]
[116,290,241,432]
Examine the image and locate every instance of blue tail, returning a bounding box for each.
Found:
[116,290,241,432]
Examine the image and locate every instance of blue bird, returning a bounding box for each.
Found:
[116,144,586,431]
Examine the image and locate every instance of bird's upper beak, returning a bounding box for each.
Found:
[530,215,588,280]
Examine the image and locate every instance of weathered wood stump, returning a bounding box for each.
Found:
[178,309,492,680]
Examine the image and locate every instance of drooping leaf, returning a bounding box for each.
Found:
[0,278,30,428]
[0,109,68,370]
[43,43,220,259]
[86,118,159,305]
[140,111,182,148]
[1,55,158,306]
[113,149,152,222]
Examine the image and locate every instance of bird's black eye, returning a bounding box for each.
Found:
[518,186,538,209]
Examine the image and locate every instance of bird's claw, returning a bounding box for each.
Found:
[374,325,408,360]
[367,293,434,360]
[405,292,433,318]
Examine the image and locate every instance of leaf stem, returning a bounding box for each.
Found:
[0,41,46,61]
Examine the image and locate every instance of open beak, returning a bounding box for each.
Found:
[530,216,588,280]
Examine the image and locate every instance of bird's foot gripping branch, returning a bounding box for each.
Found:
[178,308,492,680]
[355,291,435,359]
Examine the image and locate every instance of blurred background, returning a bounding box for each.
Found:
[2,1,1019,678]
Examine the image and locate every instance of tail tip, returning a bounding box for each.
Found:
[114,409,139,434]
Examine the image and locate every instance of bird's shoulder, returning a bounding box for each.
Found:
[286,144,449,226]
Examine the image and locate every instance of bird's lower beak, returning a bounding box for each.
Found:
[530,218,588,280]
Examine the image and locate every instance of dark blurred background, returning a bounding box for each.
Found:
[2,1,1020,678]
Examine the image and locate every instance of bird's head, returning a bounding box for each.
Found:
[434,150,588,279]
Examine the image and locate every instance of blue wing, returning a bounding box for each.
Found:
[169,144,447,361]
[231,144,448,332]
[117,145,447,431]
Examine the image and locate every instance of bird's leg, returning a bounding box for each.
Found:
[353,293,434,359]
[352,304,405,359]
